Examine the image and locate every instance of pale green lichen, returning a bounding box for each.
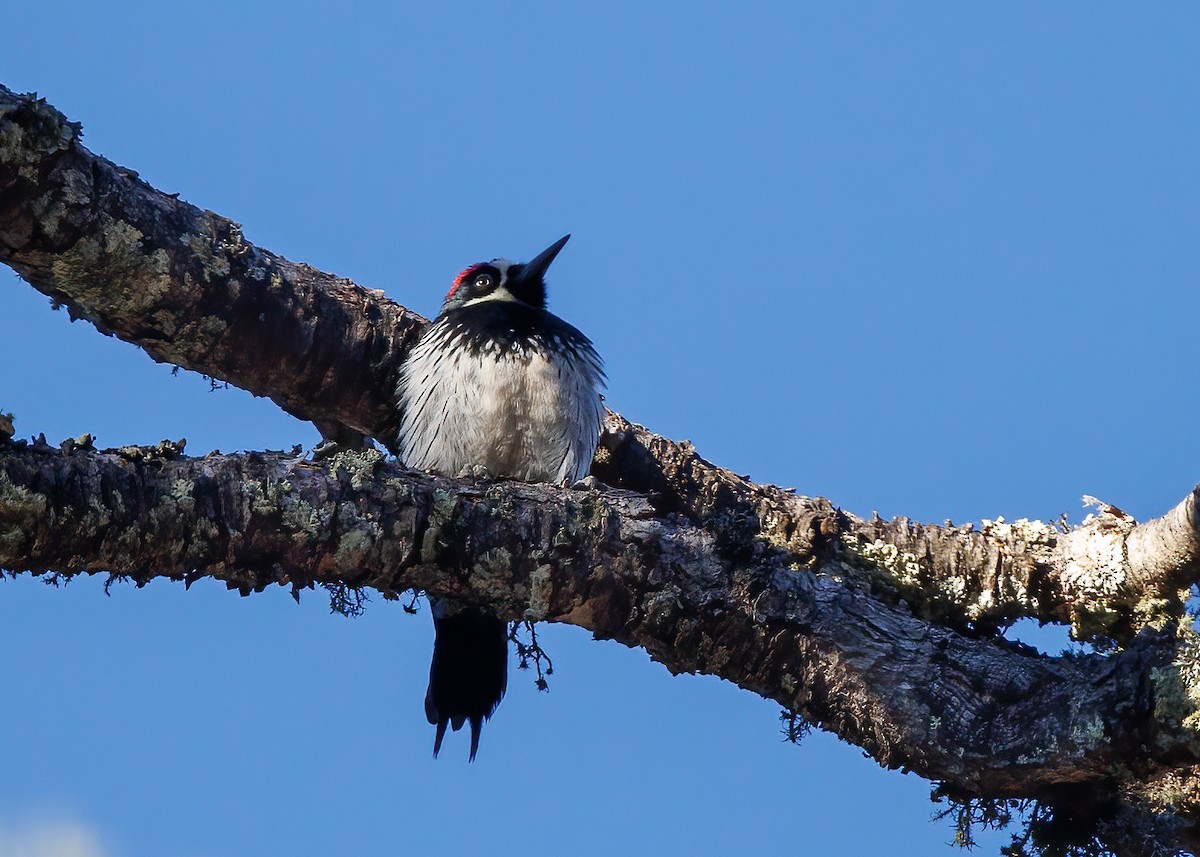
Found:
[169,476,196,502]
[51,217,172,312]
[31,167,93,235]
[474,547,514,600]
[552,492,612,553]
[280,489,325,538]
[1132,594,1187,634]
[237,475,325,539]
[1059,523,1128,598]
[1053,513,1142,642]
[1015,731,1060,765]
[334,525,376,568]
[979,516,1057,613]
[330,447,385,491]
[842,522,1048,623]
[525,563,553,620]
[185,233,232,282]
[577,491,609,529]
[840,532,926,587]
[1151,627,1200,746]
[175,314,229,348]
[979,515,1058,547]
[1070,713,1107,746]
[421,489,459,562]
[0,474,48,554]
[244,477,293,515]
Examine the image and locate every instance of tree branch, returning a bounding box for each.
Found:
[839,490,1200,645]
[0,85,420,444]
[2,436,1197,804]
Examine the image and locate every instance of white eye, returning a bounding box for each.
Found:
[475,275,493,289]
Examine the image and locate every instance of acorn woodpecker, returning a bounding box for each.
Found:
[395,234,605,760]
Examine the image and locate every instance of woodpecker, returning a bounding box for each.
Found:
[395,234,605,761]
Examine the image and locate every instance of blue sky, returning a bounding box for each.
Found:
[3,4,1199,855]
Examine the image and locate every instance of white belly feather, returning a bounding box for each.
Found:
[396,326,604,485]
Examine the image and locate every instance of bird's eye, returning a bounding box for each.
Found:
[475,275,493,289]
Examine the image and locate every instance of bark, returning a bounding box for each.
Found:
[1,437,1196,794]
[5,83,1200,854]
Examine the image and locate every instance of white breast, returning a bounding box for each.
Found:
[396,324,605,485]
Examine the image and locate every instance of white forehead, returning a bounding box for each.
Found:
[489,258,518,282]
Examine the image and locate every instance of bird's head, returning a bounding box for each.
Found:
[439,234,571,314]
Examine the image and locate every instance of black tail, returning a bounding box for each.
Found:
[425,608,508,761]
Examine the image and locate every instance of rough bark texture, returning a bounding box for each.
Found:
[5,84,1200,855]
[1,437,1196,796]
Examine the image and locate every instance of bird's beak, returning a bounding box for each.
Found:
[519,234,571,284]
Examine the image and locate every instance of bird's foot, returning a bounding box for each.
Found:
[456,463,494,481]
[311,439,346,460]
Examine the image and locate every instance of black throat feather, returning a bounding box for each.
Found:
[433,299,597,360]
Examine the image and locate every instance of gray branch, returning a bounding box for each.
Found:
[1,438,1196,802]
